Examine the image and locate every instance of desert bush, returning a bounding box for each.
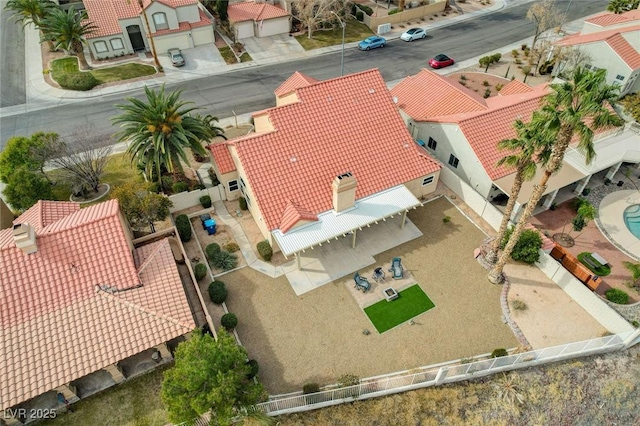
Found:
[224,242,240,253]
[443,216,451,223]
[246,359,259,379]
[205,242,221,260]
[606,288,629,305]
[303,383,320,394]
[213,250,238,270]
[388,8,400,15]
[56,72,98,91]
[521,43,528,50]
[208,280,227,304]
[483,88,491,98]
[239,196,248,210]
[221,313,238,330]
[491,348,509,358]
[500,227,542,264]
[511,49,519,57]
[511,299,527,311]
[172,181,189,193]
[257,240,273,261]
[621,93,640,123]
[496,83,504,91]
[515,58,523,65]
[460,74,467,80]
[175,214,192,242]
[194,263,207,281]
[483,80,490,86]
[338,374,360,387]
[200,195,212,208]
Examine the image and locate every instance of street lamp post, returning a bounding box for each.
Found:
[331,12,346,76]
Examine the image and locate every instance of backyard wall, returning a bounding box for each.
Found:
[168,185,227,212]
[362,1,446,33]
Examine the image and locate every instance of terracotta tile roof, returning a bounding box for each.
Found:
[0,200,194,409]
[279,200,318,233]
[498,79,534,96]
[228,1,290,23]
[13,200,80,232]
[606,33,640,69]
[274,71,319,97]
[153,10,212,36]
[390,69,487,121]
[556,26,640,69]
[556,24,640,46]
[229,69,441,231]
[209,142,236,174]
[585,9,640,27]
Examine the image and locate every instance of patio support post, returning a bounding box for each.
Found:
[542,189,559,210]
[573,175,592,195]
[401,210,407,229]
[434,367,448,385]
[605,162,622,181]
[103,363,126,383]
[295,252,301,270]
[54,384,79,403]
[154,342,173,361]
[351,229,357,249]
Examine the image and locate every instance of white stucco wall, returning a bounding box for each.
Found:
[176,4,199,23]
[192,26,215,46]
[568,42,633,90]
[147,2,179,32]
[234,21,254,39]
[154,33,191,52]
[88,34,130,59]
[256,16,290,37]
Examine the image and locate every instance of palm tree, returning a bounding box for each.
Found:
[112,85,213,187]
[488,67,623,284]
[484,119,552,264]
[195,113,227,140]
[39,8,97,70]
[4,0,59,52]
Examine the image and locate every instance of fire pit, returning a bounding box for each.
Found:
[383,287,398,302]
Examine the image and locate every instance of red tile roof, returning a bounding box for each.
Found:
[0,199,194,409]
[606,33,640,69]
[279,200,318,233]
[227,69,441,232]
[13,200,80,232]
[498,79,534,96]
[274,71,319,97]
[556,26,640,70]
[209,142,236,174]
[585,9,640,27]
[228,1,290,23]
[390,69,487,121]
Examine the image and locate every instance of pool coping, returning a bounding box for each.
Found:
[596,190,640,261]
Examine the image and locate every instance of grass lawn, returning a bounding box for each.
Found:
[578,252,612,276]
[36,367,169,426]
[51,57,156,85]
[295,17,373,50]
[218,47,253,64]
[364,285,435,333]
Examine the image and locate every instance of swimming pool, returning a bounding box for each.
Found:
[624,204,640,239]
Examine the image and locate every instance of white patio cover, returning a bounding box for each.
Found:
[272,185,421,256]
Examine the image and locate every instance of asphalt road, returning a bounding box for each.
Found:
[0,0,608,150]
[0,4,26,108]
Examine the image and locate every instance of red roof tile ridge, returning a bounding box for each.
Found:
[274,71,319,96]
[498,79,534,96]
[136,239,167,275]
[39,199,120,236]
[606,33,640,68]
[556,25,640,46]
[585,9,640,26]
[279,199,318,233]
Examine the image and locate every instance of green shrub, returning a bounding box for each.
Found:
[208,168,221,186]
[161,175,174,191]
[239,196,248,210]
[632,320,640,328]
[213,250,238,270]
[483,88,491,98]
[491,53,502,63]
[303,383,320,394]
[491,348,509,358]
[175,214,192,242]
[257,240,273,261]
[483,80,490,86]
[511,49,519,57]
[606,288,629,305]
[388,8,400,15]
[208,280,227,304]
[246,359,259,379]
[500,227,542,264]
[358,4,373,15]
[224,242,240,253]
[194,263,207,281]
[621,93,640,123]
[149,182,161,193]
[338,374,360,387]
[199,195,212,208]
[205,243,221,260]
[56,72,98,91]
[172,181,189,193]
[221,312,238,330]
[460,74,467,80]
[496,83,504,92]
[356,11,364,21]
[442,216,451,224]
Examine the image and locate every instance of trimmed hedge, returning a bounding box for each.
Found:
[500,227,542,264]
[356,11,364,21]
[194,263,207,281]
[606,288,629,305]
[257,240,273,261]
[246,359,259,379]
[491,348,509,358]
[172,181,189,193]
[303,383,320,394]
[208,280,227,304]
[199,195,212,208]
[56,72,98,91]
[239,196,248,211]
[359,5,373,16]
[175,214,192,242]
[205,243,221,260]
[221,312,238,330]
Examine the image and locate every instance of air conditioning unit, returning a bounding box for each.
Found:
[377,23,391,35]
[410,1,420,7]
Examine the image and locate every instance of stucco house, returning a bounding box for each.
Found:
[208,69,441,266]
[0,200,197,424]
[555,9,640,96]
[391,69,639,219]
[83,0,215,60]
[227,1,291,40]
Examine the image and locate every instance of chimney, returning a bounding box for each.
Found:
[13,223,37,255]
[332,172,357,213]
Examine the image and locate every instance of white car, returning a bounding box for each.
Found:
[400,28,427,42]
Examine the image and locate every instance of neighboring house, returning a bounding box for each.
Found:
[208,69,441,266]
[0,200,196,423]
[0,199,13,230]
[83,0,215,60]
[555,9,640,96]
[227,1,290,39]
[391,69,639,219]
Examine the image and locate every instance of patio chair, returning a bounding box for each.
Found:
[372,267,385,283]
[353,272,371,293]
[389,257,404,280]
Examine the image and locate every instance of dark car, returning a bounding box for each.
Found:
[429,54,455,69]
[168,48,185,67]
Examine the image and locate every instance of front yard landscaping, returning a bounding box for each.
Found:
[218,46,252,64]
[364,284,435,333]
[295,17,373,50]
[51,57,156,90]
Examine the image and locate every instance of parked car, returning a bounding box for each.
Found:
[168,48,185,67]
[429,53,454,69]
[400,28,427,42]
[358,36,386,51]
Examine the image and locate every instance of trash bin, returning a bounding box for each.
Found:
[204,219,216,235]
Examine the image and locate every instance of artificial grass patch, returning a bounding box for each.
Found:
[51,57,156,89]
[364,285,435,333]
[577,252,611,277]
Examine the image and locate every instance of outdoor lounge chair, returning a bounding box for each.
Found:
[353,272,371,293]
[389,257,404,280]
[372,267,385,283]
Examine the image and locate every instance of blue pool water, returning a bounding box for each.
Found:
[624,204,640,239]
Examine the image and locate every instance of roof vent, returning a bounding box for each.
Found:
[290,156,297,163]
[369,89,375,94]
[12,223,37,255]
[393,96,398,104]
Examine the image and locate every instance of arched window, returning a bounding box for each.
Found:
[152,12,168,30]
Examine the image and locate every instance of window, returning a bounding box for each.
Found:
[94,41,108,53]
[448,154,459,168]
[228,180,239,192]
[427,137,437,150]
[616,74,625,81]
[152,12,168,30]
[110,38,124,50]
[422,176,434,186]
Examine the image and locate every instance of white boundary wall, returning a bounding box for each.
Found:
[169,185,227,212]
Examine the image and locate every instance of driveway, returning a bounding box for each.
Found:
[158,44,226,77]
[241,34,305,64]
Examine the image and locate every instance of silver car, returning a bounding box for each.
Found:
[168,48,185,67]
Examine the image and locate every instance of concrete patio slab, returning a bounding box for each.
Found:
[598,189,640,260]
